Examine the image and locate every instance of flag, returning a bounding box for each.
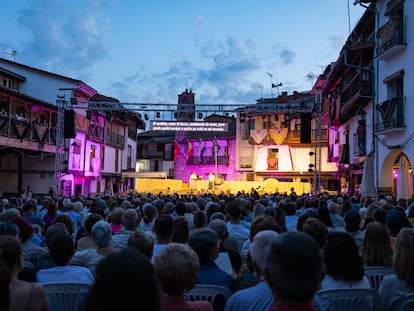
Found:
[186,141,194,160]
[212,136,221,157]
[198,138,206,162]
[174,140,181,161]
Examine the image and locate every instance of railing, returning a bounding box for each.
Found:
[142,149,164,158]
[375,97,405,133]
[341,71,373,105]
[88,124,104,143]
[186,155,229,166]
[376,16,406,59]
[0,115,56,148]
[104,131,125,149]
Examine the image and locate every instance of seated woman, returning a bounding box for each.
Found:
[154,243,213,311]
[361,221,393,267]
[84,248,160,311]
[379,228,414,311]
[321,231,370,289]
[0,235,48,311]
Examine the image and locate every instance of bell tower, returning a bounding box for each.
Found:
[176,89,195,121]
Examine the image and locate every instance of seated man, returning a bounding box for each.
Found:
[111,209,139,249]
[36,232,94,285]
[189,228,236,293]
[264,231,323,311]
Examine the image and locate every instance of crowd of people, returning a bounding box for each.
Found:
[0,189,414,311]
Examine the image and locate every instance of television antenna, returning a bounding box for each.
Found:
[0,50,17,61]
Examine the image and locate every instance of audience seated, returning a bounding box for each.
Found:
[189,228,236,293]
[344,210,365,249]
[36,232,94,285]
[76,213,102,250]
[361,221,393,267]
[225,201,249,243]
[154,243,214,311]
[84,248,160,311]
[379,228,414,311]
[152,213,175,263]
[71,220,118,274]
[0,235,48,311]
[172,217,190,244]
[111,209,139,249]
[128,230,154,260]
[208,219,241,276]
[109,207,124,234]
[224,230,278,311]
[264,231,323,311]
[322,231,370,289]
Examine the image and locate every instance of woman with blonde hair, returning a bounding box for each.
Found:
[0,235,48,311]
[154,243,213,311]
[379,228,414,311]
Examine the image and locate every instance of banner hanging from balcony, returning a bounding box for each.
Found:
[174,140,181,161]
[198,138,206,162]
[269,128,288,145]
[250,129,267,144]
[11,119,30,141]
[186,141,193,160]
[34,124,48,142]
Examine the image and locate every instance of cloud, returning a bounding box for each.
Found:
[279,48,296,65]
[16,0,111,80]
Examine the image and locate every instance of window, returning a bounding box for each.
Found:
[101,146,105,170]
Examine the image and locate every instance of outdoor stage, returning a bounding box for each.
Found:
[135,177,311,195]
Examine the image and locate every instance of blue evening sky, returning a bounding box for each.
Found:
[0,0,366,107]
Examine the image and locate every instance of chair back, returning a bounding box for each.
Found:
[184,284,232,311]
[43,283,91,311]
[316,288,379,311]
[364,266,395,290]
[393,293,414,311]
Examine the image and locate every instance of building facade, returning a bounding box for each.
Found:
[0,57,143,196]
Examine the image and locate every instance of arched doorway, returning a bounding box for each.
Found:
[380,151,413,199]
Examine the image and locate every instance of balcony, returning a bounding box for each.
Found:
[88,124,104,143]
[0,115,56,152]
[248,128,328,146]
[141,149,165,158]
[186,155,229,166]
[339,72,373,124]
[105,131,125,149]
[376,16,406,60]
[375,97,405,133]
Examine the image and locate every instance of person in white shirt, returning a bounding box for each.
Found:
[36,232,94,285]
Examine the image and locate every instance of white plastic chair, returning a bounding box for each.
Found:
[364,266,395,290]
[43,283,91,311]
[316,288,379,311]
[184,284,232,311]
[393,293,414,311]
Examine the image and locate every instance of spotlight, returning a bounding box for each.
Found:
[274,114,279,121]
[86,110,91,120]
[262,113,266,119]
[144,114,149,120]
[198,112,203,119]
[239,113,246,123]
[156,112,161,118]
[284,114,291,122]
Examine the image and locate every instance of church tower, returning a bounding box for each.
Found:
[176,89,195,121]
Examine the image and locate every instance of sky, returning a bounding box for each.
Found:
[0,0,367,109]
